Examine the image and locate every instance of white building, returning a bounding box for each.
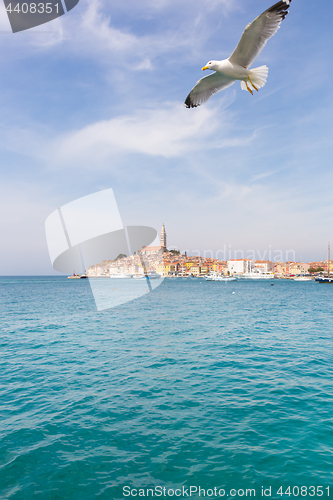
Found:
[140,246,163,255]
[228,259,255,275]
[255,261,273,273]
[86,264,106,276]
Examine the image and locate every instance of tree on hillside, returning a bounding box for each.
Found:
[114,253,127,261]
[309,266,324,273]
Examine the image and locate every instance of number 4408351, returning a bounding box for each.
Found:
[277,487,330,497]
[5,3,59,14]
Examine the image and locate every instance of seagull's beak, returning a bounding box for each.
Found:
[202,65,209,71]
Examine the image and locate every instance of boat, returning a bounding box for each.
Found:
[240,271,275,279]
[315,243,333,284]
[293,276,313,281]
[109,273,133,279]
[147,271,162,279]
[68,274,87,279]
[132,271,162,279]
[205,272,237,282]
[315,277,333,283]
[216,276,237,281]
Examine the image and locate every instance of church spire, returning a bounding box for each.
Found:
[160,223,167,249]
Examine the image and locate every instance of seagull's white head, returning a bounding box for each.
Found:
[202,60,217,71]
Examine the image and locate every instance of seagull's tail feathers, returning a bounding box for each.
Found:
[241,65,269,91]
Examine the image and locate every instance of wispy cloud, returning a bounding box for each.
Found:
[0,96,254,173]
[0,0,237,69]
[68,0,212,70]
[48,97,254,166]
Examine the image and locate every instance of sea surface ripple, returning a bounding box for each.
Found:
[1,277,333,499]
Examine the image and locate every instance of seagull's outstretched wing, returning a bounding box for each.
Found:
[229,0,291,69]
[185,72,235,108]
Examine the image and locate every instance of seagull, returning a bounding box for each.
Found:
[185,0,291,108]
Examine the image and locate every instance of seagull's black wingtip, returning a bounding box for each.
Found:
[184,95,200,108]
[266,0,291,20]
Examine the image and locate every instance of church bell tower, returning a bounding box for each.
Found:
[160,223,167,249]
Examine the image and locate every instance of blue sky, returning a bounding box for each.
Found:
[0,0,332,274]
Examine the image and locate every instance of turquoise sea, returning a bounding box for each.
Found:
[1,276,333,500]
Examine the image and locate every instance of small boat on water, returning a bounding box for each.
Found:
[315,243,333,284]
[68,274,87,279]
[315,277,333,283]
[146,271,162,279]
[217,276,237,281]
[132,271,162,279]
[293,276,313,281]
[240,272,275,279]
[206,272,237,282]
[109,273,133,279]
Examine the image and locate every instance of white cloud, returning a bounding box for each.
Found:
[51,98,249,165]
[0,0,237,70]
[71,0,210,70]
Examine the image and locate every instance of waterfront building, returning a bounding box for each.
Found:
[190,266,201,276]
[288,262,310,275]
[218,262,228,274]
[255,260,273,273]
[274,262,286,276]
[228,259,255,275]
[87,264,105,276]
[204,261,214,271]
[156,262,178,276]
[178,265,188,276]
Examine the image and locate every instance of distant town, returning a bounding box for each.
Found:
[85,224,332,279]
